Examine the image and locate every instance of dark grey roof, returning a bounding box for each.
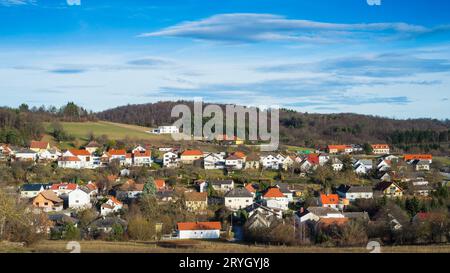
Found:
[90,217,127,229]
[337,185,373,193]
[48,214,79,225]
[275,182,291,193]
[224,188,253,198]
[21,183,50,191]
[343,212,369,221]
[209,180,234,186]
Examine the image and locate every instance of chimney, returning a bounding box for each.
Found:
[299,207,304,214]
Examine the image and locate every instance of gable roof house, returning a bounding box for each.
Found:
[224,188,254,211]
[33,190,64,212]
[260,154,281,170]
[105,149,132,166]
[20,183,51,199]
[209,180,235,193]
[374,181,403,198]
[244,153,260,169]
[295,206,345,224]
[101,196,123,216]
[132,150,153,166]
[327,145,353,154]
[184,192,208,212]
[50,183,78,196]
[116,179,144,199]
[177,222,221,239]
[85,140,101,154]
[336,185,373,201]
[68,188,92,209]
[354,159,373,175]
[319,193,345,209]
[244,209,280,231]
[14,148,37,162]
[411,159,431,171]
[89,217,128,234]
[275,182,294,201]
[30,141,50,153]
[371,144,390,155]
[163,151,180,168]
[262,187,289,211]
[180,150,204,164]
[203,153,226,170]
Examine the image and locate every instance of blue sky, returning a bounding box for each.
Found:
[1,0,450,118]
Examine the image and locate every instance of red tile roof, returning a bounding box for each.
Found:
[233,151,246,159]
[30,141,49,149]
[245,183,256,193]
[307,154,320,165]
[371,144,390,149]
[263,187,285,198]
[69,149,91,156]
[177,222,221,231]
[60,156,81,162]
[50,183,78,191]
[181,150,203,156]
[404,154,433,161]
[328,145,351,151]
[108,196,122,205]
[320,194,339,205]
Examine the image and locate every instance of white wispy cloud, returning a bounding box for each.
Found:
[0,0,35,6]
[139,13,442,43]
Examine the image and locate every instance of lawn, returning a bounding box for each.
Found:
[3,240,450,253]
[44,121,171,144]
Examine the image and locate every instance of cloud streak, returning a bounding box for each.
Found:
[139,13,446,44]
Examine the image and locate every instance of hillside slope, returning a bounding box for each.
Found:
[97,101,450,153]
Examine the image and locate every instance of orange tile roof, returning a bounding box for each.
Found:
[30,141,49,149]
[50,183,78,191]
[86,182,98,191]
[233,151,246,159]
[371,144,390,149]
[177,221,221,231]
[404,154,433,161]
[263,187,285,198]
[181,150,203,156]
[60,156,81,162]
[319,218,348,226]
[328,145,351,151]
[108,196,122,205]
[108,149,127,156]
[155,179,165,190]
[320,194,339,205]
[69,149,91,156]
[133,150,151,157]
[245,183,256,193]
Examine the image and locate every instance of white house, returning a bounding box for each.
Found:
[203,153,225,170]
[101,197,123,216]
[58,156,83,169]
[151,125,179,134]
[354,159,373,175]
[163,151,180,168]
[38,148,61,161]
[331,157,343,171]
[224,188,254,210]
[336,185,373,201]
[209,180,234,192]
[295,207,345,223]
[14,149,37,162]
[225,154,244,170]
[20,183,49,199]
[68,188,92,209]
[260,154,281,170]
[177,222,221,239]
[133,150,152,166]
[262,187,289,211]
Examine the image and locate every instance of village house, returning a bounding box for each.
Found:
[162,151,180,168]
[377,159,392,172]
[89,217,128,234]
[244,153,260,169]
[354,159,373,175]
[30,141,50,153]
[38,148,61,161]
[404,154,433,164]
[245,183,259,198]
[225,154,244,170]
[85,140,101,154]
[371,144,390,155]
[300,154,320,172]
[33,190,64,212]
[180,150,203,164]
[184,191,208,212]
[336,185,373,201]
[209,180,235,193]
[262,187,289,211]
[203,152,225,170]
[60,149,96,169]
[374,181,404,198]
[20,183,50,198]
[177,222,221,239]
[327,145,353,154]
[101,196,123,216]
[58,156,82,169]
[244,209,280,230]
[409,179,432,196]
[68,188,92,209]
[411,159,431,171]
[116,179,144,199]
[319,193,344,210]
[132,149,152,166]
[295,206,346,223]
[275,182,294,201]
[151,125,179,134]
[260,154,281,170]
[14,148,37,162]
[50,183,78,196]
[105,149,132,166]
[82,181,98,198]
[155,179,166,191]
[224,188,254,210]
[330,157,343,171]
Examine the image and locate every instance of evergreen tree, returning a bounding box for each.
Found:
[143,176,156,197]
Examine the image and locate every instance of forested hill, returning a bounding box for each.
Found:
[96,101,450,153]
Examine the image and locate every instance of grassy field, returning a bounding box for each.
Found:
[43,121,171,147]
[435,156,450,167]
[2,240,450,253]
